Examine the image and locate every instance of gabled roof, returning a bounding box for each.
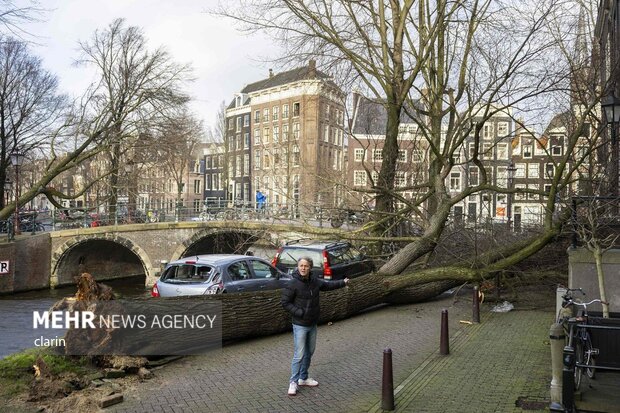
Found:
[240,64,330,94]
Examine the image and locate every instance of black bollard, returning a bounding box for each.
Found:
[561,345,575,412]
[440,309,449,355]
[381,348,395,411]
[473,286,480,324]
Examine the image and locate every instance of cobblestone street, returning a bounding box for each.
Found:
[111,288,555,413]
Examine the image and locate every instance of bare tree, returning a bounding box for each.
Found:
[154,111,204,220]
[76,18,193,217]
[0,36,66,208]
[214,1,605,294]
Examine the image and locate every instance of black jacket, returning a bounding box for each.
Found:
[281,270,346,326]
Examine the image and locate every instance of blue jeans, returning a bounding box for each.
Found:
[290,324,317,383]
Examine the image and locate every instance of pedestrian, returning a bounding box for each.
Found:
[281,257,349,396]
[255,189,266,209]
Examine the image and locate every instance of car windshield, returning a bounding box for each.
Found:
[161,264,214,283]
[278,249,323,269]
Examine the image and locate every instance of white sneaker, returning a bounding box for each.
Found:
[298,378,319,387]
[287,381,298,396]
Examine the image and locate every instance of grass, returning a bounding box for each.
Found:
[0,347,95,400]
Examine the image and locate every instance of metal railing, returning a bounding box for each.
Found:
[1,202,382,235]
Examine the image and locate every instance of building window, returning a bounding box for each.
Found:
[398,150,407,162]
[274,148,280,165]
[354,148,365,162]
[236,117,242,132]
[293,102,300,117]
[523,143,533,158]
[228,118,234,130]
[243,154,250,176]
[469,167,479,186]
[264,153,270,168]
[254,129,261,145]
[282,124,289,141]
[528,163,539,178]
[497,143,509,160]
[545,163,555,178]
[235,155,242,177]
[354,170,367,186]
[325,104,330,120]
[272,106,279,121]
[482,143,492,159]
[236,134,242,150]
[449,172,461,191]
[372,149,383,162]
[293,122,300,140]
[371,171,379,184]
[483,124,493,140]
[243,114,250,127]
[292,145,300,166]
[254,151,261,169]
[254,110,260,123]
[412,150,424,162]
[263,108,269,122]
[544,184,552,195]
[324,124,330,142]
[552,146,562,156]
[528,183,539,200]
[227,138,234,152]
[395,172,407,187]
[283,104,289,119]
[515,163,526,178]
[273,125,279,143]
[193,180,201,194]
[263,127,270,143]
[244,133,250,148]
[498,122,509,136]
[515,184,527,200]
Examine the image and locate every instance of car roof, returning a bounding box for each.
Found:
[169,254,256,266]
[284,240,350,250]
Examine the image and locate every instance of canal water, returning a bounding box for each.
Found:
[0,275,149,359]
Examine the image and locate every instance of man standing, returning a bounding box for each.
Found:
[281,257,349,396]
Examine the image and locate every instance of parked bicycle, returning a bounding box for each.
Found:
[557,288,606,390]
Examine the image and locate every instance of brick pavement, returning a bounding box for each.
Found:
[110,290,554,413]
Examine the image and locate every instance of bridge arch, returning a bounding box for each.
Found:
[51,234,153,287]
[171,228,280,260]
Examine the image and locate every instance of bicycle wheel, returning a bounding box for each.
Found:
[584,333,596,379]
[574,338,584,390]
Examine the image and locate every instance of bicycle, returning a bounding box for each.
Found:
[558,288,607,390]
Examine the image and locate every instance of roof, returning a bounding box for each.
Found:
[240,64,331,94]
[170,254,255,266]
[351,94,421,135]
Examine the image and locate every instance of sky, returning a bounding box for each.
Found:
[18,0,279,136]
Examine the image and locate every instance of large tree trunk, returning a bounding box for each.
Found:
[56,272,471,355]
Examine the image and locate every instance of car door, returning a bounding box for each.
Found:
[248,258,285,291]
[224,260,254,293]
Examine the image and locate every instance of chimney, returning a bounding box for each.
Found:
[269,69,273,78]
[308,59,316,78]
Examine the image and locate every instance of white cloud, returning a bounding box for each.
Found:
[17,0,280,128]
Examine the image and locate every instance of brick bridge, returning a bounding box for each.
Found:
[49,221,311,288]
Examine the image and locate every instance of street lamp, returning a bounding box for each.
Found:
[10,148,25,237]
[506,161,517,231]
[601,94,620,201]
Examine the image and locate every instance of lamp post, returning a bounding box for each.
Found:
[506,161,517,230]
[10,148,25,237]
[601,94,620,202]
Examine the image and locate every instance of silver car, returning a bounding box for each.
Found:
[151,254,289,297]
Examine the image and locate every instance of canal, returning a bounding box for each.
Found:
[0,275,149,359]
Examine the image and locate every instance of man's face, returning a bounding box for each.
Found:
[297,260,311,278]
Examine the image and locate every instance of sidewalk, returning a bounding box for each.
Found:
[106,288,556,413]
[369,308,553,413]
